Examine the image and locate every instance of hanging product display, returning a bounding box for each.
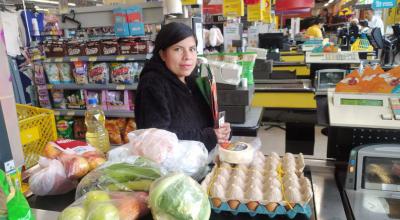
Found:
[223,0,244,17]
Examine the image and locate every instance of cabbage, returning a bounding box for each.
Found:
[149,173,210,220]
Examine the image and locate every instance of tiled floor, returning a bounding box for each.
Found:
[236,124,328,159]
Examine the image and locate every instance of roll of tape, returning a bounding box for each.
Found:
[218,142,254,164]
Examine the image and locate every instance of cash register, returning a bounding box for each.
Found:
[344,144,400,220]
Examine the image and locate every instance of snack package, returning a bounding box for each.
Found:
[56,116,74,139]
[37,85,52,108]
[34,64,47,85]
[0,170,34,220]
[106,90,133,111]
[85,41,102,56]
[149,173,211,220]
[74,117,87,140]
[58,63,74,83]
[105,119,124,145]
[73,61,89,84]
[88,62,109,84]
[51,89,66,109]
[59,191,150,220]
[76,156,166,199]
[84,90,107,110]
[123,118,136,143]
[65,90,86,109]
[29,157,78,196]
[108,129,208,180]
[110,62,134,84]
[67,40,84,56]
[101,39,120,56]
[43,63,61,84]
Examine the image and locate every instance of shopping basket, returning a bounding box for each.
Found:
[16,104,57,169]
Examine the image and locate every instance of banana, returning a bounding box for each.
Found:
[102,162,162,182]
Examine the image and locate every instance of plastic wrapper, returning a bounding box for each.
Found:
[88,62,109,84]
[0,170,34,220]
[44,63,61,84]
[108,129,209,180]
[58,63,73,83]
[51,89,66,109]
[65,90,86,109]
[29,157,77,196]
[149,173,211,220]
[73,61,89,84]
[56,116,74,139]
[76,156,166,199]
[110,62,135,84]
[59,191,149,220]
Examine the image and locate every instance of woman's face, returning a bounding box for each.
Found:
[160,36,197,82]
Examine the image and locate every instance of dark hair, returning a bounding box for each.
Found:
[152,22,197,62]
[360,20,369,27]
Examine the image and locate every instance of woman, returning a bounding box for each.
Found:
[135,22,231,151]
[305,17,324,39]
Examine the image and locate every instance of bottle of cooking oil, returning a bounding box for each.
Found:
[85,98,110,153]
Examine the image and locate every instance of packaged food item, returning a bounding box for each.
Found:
[74,117,87,140]
[56,116,74,139]
[34,64,47,85]
[57,63,74,83]
[105,119,123,145]
[51,89,66,109]
[59,191,150,220]
[85,40,101,56]
[73,61,89,84]
[110,62,134,84]
[44,40,66,57]
[84,90,107,110]
[37,85,52,108]
[101,39,120,56]
[106,90,133,111]
[123,118,136,143]
[67,40,85,56]
[28,45,46,61]
[44,63,61,84]
[65,90,86,109]
[135,40,152,54]
[119,38,138,54]
[88,62,109,84]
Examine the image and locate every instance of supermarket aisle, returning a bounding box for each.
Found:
[257,125,328,159]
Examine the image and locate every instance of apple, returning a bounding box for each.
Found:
[87,203,120,220]
[58,207,86,220]
[43,142,61,159]
[87,156,106,170]
[83,191,111,210]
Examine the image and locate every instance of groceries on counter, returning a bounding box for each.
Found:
[218,142,255,164]
[149,173,211,220]
[59,191,150,220]
[108,128,208,180]
[85,98,111,153]
[336,65,400,94]
[201,151,312,218]
[30,139,106,196]
[105,118,136,145]
[0,170,34,220]
[76,156,165,199]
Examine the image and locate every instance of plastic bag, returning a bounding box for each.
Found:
[76,156,166,199]
[29,157,77,196]
[149,173,211,220]
[108,129,209,180]
[0,170,34,220]
[59,191,149,220]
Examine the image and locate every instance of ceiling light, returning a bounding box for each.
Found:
[324,3,329,6]
[328,0,334,3]
[27,0,76,7]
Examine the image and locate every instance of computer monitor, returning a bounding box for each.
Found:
[367,27,384,49]
[258,33,284,50]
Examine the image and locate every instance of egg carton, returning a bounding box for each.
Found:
[210,199,312,219]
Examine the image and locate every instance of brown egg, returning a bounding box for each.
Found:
[246,201,259,211]
[228,200,240,210]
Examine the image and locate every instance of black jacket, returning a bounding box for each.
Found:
[135,61,217,150]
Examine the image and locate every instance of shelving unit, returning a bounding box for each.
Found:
[47,83,138,90]
[43,54,152,63]
[53,109,135,118]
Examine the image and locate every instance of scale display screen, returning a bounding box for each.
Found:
[340,98,384,106]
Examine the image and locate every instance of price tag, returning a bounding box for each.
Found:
[67,111,75,116]
[89,57,97,62]
[55,58,63,62]
[70,57,79,62]
[116,55,126,61]
[54,111,60,116]
[116,85,125,90]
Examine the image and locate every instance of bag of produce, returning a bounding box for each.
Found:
[29,157,77,196]
[108,129,209,180]
[0,170,34,220]
[59,191,149,220]
[149,173,211,220]
[76,156,166,199]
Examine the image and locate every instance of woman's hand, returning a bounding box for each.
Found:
[214,123,231,144]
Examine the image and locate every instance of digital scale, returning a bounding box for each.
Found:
[328,88,400,129]
[344,144,400,220]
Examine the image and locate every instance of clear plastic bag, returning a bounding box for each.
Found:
[59,191,150,220]
[76,156,166,199]
[149,173,211,220]
[29,157,77,196]
[108,129,209,180]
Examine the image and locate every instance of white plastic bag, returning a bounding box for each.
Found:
[29,157,77,196]
[108,129,209,180]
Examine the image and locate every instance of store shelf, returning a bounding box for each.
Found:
[47,83,138,90]
[53,109,135,118]
[43,54,151,63]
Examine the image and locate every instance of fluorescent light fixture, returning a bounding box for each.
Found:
[328,0,334,3]
[324,2,329,6]
[27,0,76,7]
